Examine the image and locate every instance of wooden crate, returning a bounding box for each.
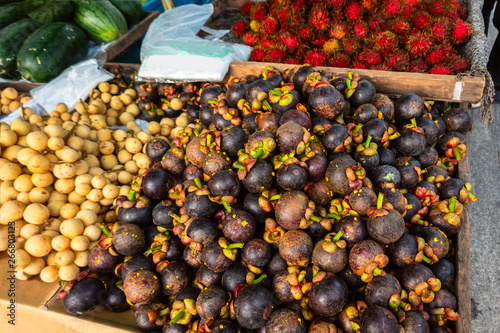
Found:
[105,11,160,61]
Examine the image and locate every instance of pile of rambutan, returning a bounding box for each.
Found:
[231,0,473,74]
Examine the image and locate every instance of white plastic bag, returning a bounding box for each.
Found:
[139,4,251,82]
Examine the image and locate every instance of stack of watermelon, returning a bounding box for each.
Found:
[0,0,144,82]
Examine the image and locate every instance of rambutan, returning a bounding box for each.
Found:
[310,5,330,32]
[267,48,288,63]
[298,26,313,42]
[329,54,350,68]
[406,58,429,73]
[304,49,329,67]
[249,20,261,33]
[323,39,342,54]
[284,57,302,65]
[262,16,279,35]
[425,47,450,65]
[382,0,401,18]
[406,32,433,58]
[390,17,411,35]
[444,11,458,22]
[372,30,398,56]
[242,32,259,46]
[277,33,300,52]
[353,22,369,40]
[400,4,415,19]
[342,37,360,54]
[356,48,382,66]
[429,65,453,75]
[260,39,276,49]
[249,3,268,21]
[346,2,363,22]
[250,48,268,62]
[448,55,469,74]
[368,16,386,32]
[351,61,367,70]
[385,50,410,71]
[428,0,445,16]
[276,8,290,24]
[413,12,432,30]
[427,20,448,43]
[232,21,248,38]
[360,0,378,11]
[241,1,253,16]
[329,22,347,40]
[451,20,473,44]
[311,35,328,48]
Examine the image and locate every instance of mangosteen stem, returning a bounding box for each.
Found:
[432,141,438,148]
[365,135,372,148]
[158,308,169,317]
[326,213,340,219]
[454,148,461,161]
[168,212,181,221]
[448,197,457,213]
[377,193,384,210]
[332,231,343,242]
[411,118,417,127]
[221,200,232,213]
[227,243,244,249]
[144,245,162,256]
[346,79,352,91]
[373,267,383,276]
[128,190,138,201]
[263,100,272,111]
[194,177,202,189]
[233,162,245,169]
[469,193,477,201]
[170,309,187,324]
[251,274,267,285]
[309,216,320,222]
[100,225,112,237]
[353,124,363,136]
[269,194,281,201]
[422,255,432,264]
[252,149,264,158]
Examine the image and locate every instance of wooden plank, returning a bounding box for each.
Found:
[105,11,160,62]
[0,81,40,93]
[455,103,471,333]
[226,61,486,104]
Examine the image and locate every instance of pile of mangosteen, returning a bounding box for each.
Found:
[58,64,475,333]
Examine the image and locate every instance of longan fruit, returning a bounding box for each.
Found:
[32,172,54,188]
[0,200,25,224]
[0,162,22,180]
[23,203,50,225]
[28,187,51,203]
[24,234,52,257]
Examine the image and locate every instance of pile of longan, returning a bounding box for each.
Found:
[0,79,192,283]
[0,87,32,115]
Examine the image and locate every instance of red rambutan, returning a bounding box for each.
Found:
[250,48,268,62]
[428,0,445,16]
[429,65,453,75]
[276,8,289,24]
[241,1,253,16]
[249,3,268,21]
[232,21,248,38]
[413,12,432,30]
[360,0,378,11]
[451,20,473,44]
[400,4,415,19]
[353,22,369,40]
[368,17,386,32]
[304,49,329,67]
[267,48,288,63]
[311,35,328,48]
[372,30,398,56]
[446,0,460,13]
[385,50,410,71]
[260,39,276,49]
[329,53,350,68]
[425,47,450,65]
[406,32,433,58]
[390,17,411,35]
[284,57,302,65]
[427,20,449,43]
[357,48,382,66]
[342,37,360,54]
[448,55,469,74]
[383,0,401,18]
[346,2,363,22]
[298,26,312,42]
[323,39,342,54]
[329,22,348,40]
[242,32,259,46]
[277,33,300,52]
[351,61,367,69]
[262,16,279,35]
[444,11,458,22]
[406,58,429,73]
[458,7,468,20]
[310,5,330,32]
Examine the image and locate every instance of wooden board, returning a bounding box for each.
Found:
[105,11,160,62]
[226,61,486,104]
[455,105,471,333]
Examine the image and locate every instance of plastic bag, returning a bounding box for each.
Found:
[1,56,113,124]
[139,3,251,82]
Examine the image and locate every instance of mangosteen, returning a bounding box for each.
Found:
[365,274,403,309]
[361,306,399,333]
[200,85,224,104]
[145,139,170,163]
[275,121,308,154]
[221,264,248,293]
[308,85,346,120]
[152,200,178,229]
[234,285,275,329]
[398,264,441,306]
[161,149,186,176]
[103,278,129,312]
[199,103,214,127]
[366,194,405,245]
[278,230,313,267]
[202,238,242,273]
[186,218,220,247]
[221,126,248,157]
[159,261,191,295]
[417,146,439,169]
[264,308,307,333]
[274,190,311,230]
[333,215,368,247]
[394,127,427,157]
[442,107,472,133]
[416,116,440,145]
[123,269,160,305]
[61,274,106,315]
[208,170,241,198]
[280,109,312,129]
[322,123,351,152]
[87,244,123,275]
[349,239,388,282]
[349,187,377,216]
[401,311,430,333]
[308,275,348,317]
[186,104,200,123]
[270,87,301,115]
[378,147,398,166]
[325,154,366,195]
[430,259,455,290]
[305,153,328,182]
[242,113,259,133]
[226,81,249,108]
[372,93,395,121]
[363,118,389,146]
[142,168,174,201]
[292,65,316,92]
[209,319,240,333]
[246,79,273,103]
[243,192,275,224]
[353,103,378,124]
[195,264,223,288]
[276,164,308,191]
[371,165,401,189]
[311,232,348,273]
[242,159,274,193]
[113,223,146,256]
[134,303,168,332]
[394,93,425,125]
[184,191,219,218]
[117,198,155,228]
